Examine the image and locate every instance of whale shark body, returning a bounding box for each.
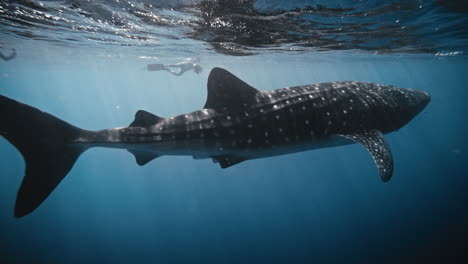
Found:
[0,68,430,217]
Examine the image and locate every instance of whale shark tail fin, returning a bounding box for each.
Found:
[0,95,88,218]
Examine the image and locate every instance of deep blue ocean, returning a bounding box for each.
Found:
[1,0,467,263]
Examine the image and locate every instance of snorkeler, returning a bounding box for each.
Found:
[0,48,16,61]
[146,61,203,76]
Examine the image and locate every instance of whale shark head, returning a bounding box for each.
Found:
[408,89,431,115]
[376,86,431,132]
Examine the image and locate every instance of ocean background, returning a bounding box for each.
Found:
[0,0,467,263]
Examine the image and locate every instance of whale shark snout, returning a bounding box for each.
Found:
[413,89,431,113]
[405,89,431,120]
[377,87,430,131]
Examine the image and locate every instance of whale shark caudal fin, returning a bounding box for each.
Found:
[0,95,88,218]
[338,130,393,182]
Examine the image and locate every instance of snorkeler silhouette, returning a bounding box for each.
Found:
[0,48,16,61]
[146,61,203,76]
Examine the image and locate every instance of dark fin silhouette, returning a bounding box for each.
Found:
[204,68,259,112]
[0,95,88,217]
[128,150,160,166]
[127,110,163,165]
[338,130,393,182]
[212,155,248,168]
[130,110,164,127]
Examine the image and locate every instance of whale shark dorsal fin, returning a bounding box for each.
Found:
[128,150,160,166]
[338,130,393,182]
[204,68,259,112]
[130,110,164,127]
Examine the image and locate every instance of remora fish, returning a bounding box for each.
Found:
[0,67,430,217]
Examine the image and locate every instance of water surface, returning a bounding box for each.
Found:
[0,0,467,263]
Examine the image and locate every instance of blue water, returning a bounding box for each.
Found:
[1,1,468,263]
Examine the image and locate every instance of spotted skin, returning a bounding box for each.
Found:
[0,68,431,217]
[338,130,393,182]
[77,68,430,182]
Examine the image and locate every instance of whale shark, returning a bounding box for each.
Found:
[0,67,430,217]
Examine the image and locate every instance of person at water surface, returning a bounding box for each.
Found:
[146,61,203,76]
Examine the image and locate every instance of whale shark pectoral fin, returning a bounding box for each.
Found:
[212,155,247,168]
[129,110,164,127]
[338,130,393,182]
[128,150,160,166]
[204,68,259,112]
